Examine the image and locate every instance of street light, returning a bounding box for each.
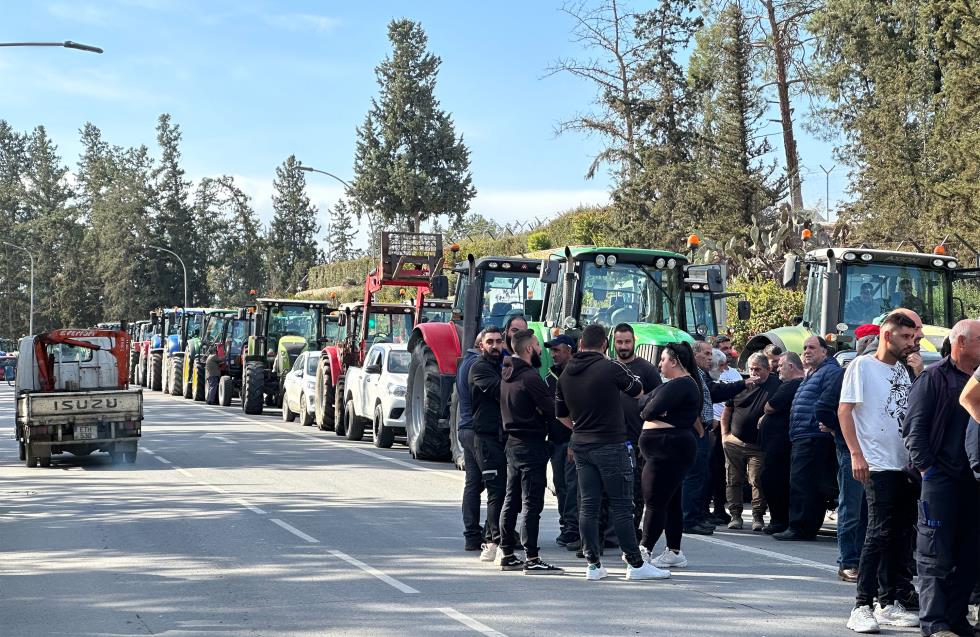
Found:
[148,245,188,309]
[0,40,103,54]
[2,242,36,336]
[819,164,836,222]
[298,162,380,260]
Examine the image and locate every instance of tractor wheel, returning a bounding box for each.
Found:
[169,358,183,396]
[149,352,163,391]
[314,361,335,431]
[218,376,233,407]
[129,352,140,384]
[373,403,394,449]
[242,362,265,415]
[406,343,451,461]
[192,363,206,401]
[333,377,347,437]
[449,389,465,471]
[345,399,366,441]
[182,359,194,399]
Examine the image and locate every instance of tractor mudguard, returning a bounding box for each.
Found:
[322,345,342,387]
[408,322,460,375]
[739,325,812,367]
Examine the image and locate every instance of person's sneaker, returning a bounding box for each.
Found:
[498,554,525,571]
[846,605,880,633]
[639,545,653,564]
[874,602,918,627]
[772,529,814,541]
[465,540,482,551]
[523,557,564,575]
[763,523,787,535]
[838,567,859,583]
[684,523,714,536]
[493,546,524,565]
[585,563,608,581]
[652,548,688,569]
[479,543,498,562]
[564,538,582,551]
[626,561,671,580]
[728,517,744,530]
[709,512,731,525]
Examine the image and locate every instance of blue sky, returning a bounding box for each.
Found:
[1,0,845,242]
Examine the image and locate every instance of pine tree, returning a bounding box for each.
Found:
[267,155,321,295]
[352,19,476,232]
[328,198,357,263]
[0,121,28,336]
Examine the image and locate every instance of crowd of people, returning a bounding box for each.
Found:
[455,310,980,637]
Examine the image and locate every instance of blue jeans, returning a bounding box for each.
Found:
[573,441,642,567]
[682,429,710,527]
[836,433,868,569]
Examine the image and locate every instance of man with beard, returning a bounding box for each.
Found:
[840,312,920,633]
[469,326,508,562]
[497,329,564,574]
[613,324,661,541]
[457,332,486,552]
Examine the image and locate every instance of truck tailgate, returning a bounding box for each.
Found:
[20,389,143,424]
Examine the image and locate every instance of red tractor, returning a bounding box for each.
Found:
[314,232,448,434]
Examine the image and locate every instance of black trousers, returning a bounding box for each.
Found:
[499,438,549,558]
[760,424,791,527]
[474,433,507,546]
[459,429,487,544]
[788,436,838,538]
[206,375,219,405]
[855,471,917,608]
[704,425,728,517]
[639,428,698,552]
[917,470,980,636]
[574,441,643,567]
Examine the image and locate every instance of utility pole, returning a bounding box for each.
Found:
[148,245,188,309]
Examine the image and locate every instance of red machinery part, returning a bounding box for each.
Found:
[32,328,131,392]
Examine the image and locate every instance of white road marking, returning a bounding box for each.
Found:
[269,518,319,544]
[685,534,838,573]
[154,456,172,464]
[200,433,237,444]
[437,608,508,637]
[328,549,420,594]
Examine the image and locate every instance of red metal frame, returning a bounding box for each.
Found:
[33,328,130,392]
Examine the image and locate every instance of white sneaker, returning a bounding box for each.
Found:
[846,605,880,633]
[874,602,918,627]
[585,563,608,581]
[625,561,670,580]
[493,546,505,565]
[652,548,688,569]
[639,545,652,564]
[479,543,498,562]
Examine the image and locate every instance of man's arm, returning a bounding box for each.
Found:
[529,377,556,421]
[555,376,572,430]
[960,375,980,423]
[611,360,643,398]
[706,377,747,403]
[838,402,868,483]
[815,368,845,433]
[903,373,936,473]
[470,360,500,401]
[720,404,732,438]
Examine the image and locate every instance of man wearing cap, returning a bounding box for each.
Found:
[846,283,883,325]
[545,333,579,549]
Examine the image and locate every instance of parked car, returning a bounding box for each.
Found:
[343,343,410,448]
[282,351,320,426]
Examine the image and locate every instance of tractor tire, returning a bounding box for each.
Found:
[129,352,139,384]
[373,403,395,449]
[314,361,335,431]
[406,343,451,461]
[242,362,265,415]
[333,377,347,437]
[149,352,163,391]
[218,376,233,407]
[182,360,194,399]
[345,399,366,441]
[449,389,465,471]
[192,363,206,401]
[169,358,183,396]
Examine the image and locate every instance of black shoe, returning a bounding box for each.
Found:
[683,524,714,536]
[564,538,582,551]
[523,557,564,575]
[763,523,787,535]
[465,541,482,551]
[498,554,525,571]
[772,529,814,541]
[556,535,568,547]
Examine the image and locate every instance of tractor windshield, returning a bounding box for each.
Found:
[364,312,414,346]
[267,305,318,345]
[164,315,181,336]
[185,314,205,340]
[580,262,683,328]
[420,305,451,323]
[322,316,343,343]
[480,272,544,327]
[685,290,718,338]
[840,263,949,328]
[228,319,249,357]
[204,317,225,346]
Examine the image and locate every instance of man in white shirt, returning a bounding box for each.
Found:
[840,312,920,633]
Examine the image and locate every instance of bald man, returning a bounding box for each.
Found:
[903,320,980,637]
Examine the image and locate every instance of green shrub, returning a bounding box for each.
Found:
[527,231,552,251]
[724,278,805,350]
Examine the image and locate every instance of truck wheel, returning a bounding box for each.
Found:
[26,453,37,468]
[449,389,465,471]
[406,343,451,461]
[345,399,365,441]
[299,396,314,427]
[124,450,137,464]
[169,358,183,396]
[39,456,51,468]
[373,404,394,449]
[282,398,296,422]
[150,352,163,391]
[218,376,233,406]
[18,442,25,461]
[333,378,347,437]
[314,362,335,431]
[242,362,265,415]
[192,363,206,401]
[110,451,122,464]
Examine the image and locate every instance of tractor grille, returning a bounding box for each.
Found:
[635,344,661,367]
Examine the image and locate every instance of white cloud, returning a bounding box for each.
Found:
[264,13,341,33]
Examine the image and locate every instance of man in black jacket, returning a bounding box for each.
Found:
[498,329,564,574]
[545,334,578,549]
[556,324,663,581]
[469,325,507,562]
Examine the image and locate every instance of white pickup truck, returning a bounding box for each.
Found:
[341,343,410,448]
[15,329,143,467]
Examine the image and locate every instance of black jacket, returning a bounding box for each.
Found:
[903,356,972,479]
[469,354,503,436]
[501,357,554,442]
[545,364,571,444]
[556,350,642,446]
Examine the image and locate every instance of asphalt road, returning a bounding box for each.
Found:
[0,383,919,637]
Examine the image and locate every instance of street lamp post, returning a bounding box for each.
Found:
[2,242,35,336]
[148,245,188,309]
[819,163,836,222]
[0,40,103,53]
[298,163,379,260]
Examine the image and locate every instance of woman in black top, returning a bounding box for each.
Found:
[637,341,704,571]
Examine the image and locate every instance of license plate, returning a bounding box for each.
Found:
[76,425,98,440]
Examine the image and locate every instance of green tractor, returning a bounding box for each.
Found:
[180,309,235,399]
[241,298,337,415]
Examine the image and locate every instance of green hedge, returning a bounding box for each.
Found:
[724,279,805,350]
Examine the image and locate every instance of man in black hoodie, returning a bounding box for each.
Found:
[498,329,564,574]
[556,324,660,581]
[469,325,507,561]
